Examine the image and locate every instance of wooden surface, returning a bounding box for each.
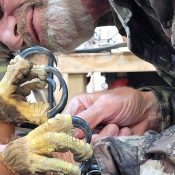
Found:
[62,73,87,101]
[26,51,156,102]
[54,51,156,100]
[56,52,156,73]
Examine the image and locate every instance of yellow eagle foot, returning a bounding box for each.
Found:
[3,114,93,175]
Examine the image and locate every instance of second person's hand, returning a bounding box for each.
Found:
[64,87,161,140]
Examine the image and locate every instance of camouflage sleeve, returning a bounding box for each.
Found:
[109,0,175,73]
[139,85,175,131]
[108,0,175,131]
[93,137,140,175]
[138,66,175,131]
[93,125,175,175]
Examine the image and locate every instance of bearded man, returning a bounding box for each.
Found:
[0,0,175,175]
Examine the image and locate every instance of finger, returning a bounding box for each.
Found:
[74,101,120,138]
[76,104,106,130]
[98,124,120,136]
[92,124,120,143]
[64,92,101,115]
[52,151,75,164]
[75,94,124,130]
[64,96,87,115]
[74,128,84,139]
[92,134,106,143]
[118,127,132,136]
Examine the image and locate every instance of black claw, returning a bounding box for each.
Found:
[72,116,92,144]
[47,78,56,92]
[46,66,68,117]
[19,46,57,66]
[72,116,100,175]
[19,46,57,106]
[19,46,67,115]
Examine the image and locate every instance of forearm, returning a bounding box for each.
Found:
[0,122,15,144]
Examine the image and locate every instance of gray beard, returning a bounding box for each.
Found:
[43,0,95,53]
[17,0,46,48]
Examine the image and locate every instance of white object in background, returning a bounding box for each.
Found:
[86,72,108,93]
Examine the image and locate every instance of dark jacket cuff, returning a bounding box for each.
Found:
[93,137,139,175]
[139,86,175,130]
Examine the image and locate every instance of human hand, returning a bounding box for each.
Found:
[2,114,92,175]
[65,87,161,140]
[0,55,50,125]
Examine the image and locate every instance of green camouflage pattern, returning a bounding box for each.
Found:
[93,1,175,174]
[108,0,175,131]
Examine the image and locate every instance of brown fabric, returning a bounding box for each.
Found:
[93,137,139,175]
[92,2,175,174]
[93,125,175,175]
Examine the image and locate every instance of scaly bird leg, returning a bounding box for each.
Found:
[0,56,50,124]
[3,114,93,175]
[27,114,74,137]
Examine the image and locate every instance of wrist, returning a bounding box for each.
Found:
[142,91,161,131]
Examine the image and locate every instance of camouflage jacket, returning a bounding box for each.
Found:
[93,1,175,174]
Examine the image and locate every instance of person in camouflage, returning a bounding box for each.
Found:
[65,1,175,174]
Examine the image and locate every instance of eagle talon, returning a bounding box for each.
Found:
[45,66,68,117]
[3,114,93,175]
[19,46,57,66]
[20,46,68,116]
[0,47,67,124]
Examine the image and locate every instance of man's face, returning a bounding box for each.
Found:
[0,0,95,53]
